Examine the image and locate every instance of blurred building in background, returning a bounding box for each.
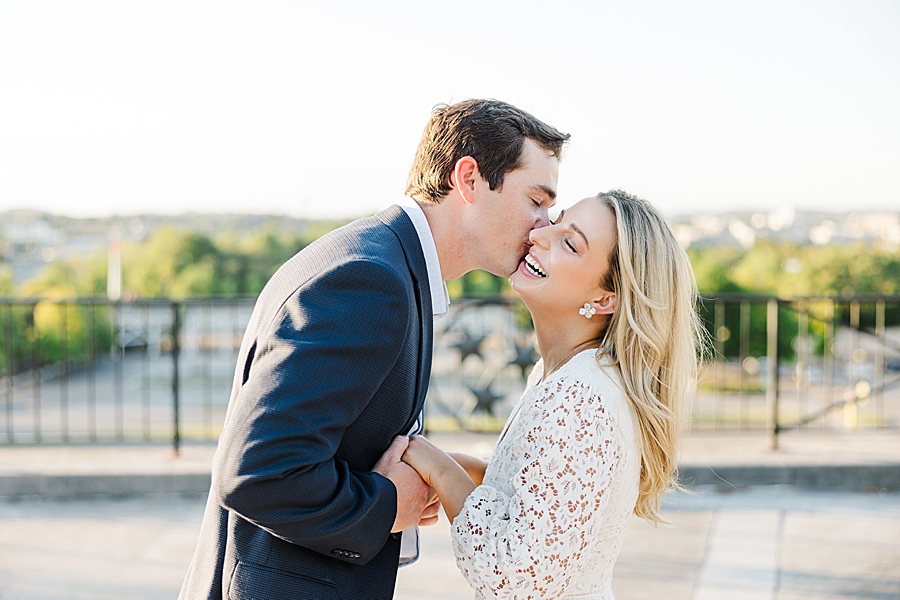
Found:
[673,206,900,251]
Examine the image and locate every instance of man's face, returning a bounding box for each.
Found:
[474,138,560,277]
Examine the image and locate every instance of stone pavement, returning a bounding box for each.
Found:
[396,486,900,600]
[0,487,897,599]
[0,430,898,599]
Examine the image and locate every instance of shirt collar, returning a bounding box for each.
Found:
[396,198,450,319]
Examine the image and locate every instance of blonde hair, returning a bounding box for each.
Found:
[595,190,703,523]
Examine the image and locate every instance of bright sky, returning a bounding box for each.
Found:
[1,0,898,220]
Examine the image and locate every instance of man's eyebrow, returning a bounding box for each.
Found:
[530,184,557,201]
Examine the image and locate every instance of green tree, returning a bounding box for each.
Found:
[6,264,113,371]
[688,240,900,361]
[447,270,508,299]
[217,228,310,294]
[125,228,222,298]
[688,246,744,295]
[0,265,13,294]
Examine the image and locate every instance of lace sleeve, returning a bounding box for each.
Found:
[450,375,622,599]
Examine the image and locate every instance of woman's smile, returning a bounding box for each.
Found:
[522,252,548,278]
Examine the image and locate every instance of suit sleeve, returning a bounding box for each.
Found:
[212,258,412,564]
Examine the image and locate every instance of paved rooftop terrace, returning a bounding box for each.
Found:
[0,430,897,599]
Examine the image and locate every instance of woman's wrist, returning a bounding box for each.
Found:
[447,452,487,486]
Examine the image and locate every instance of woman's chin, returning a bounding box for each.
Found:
[509,276,535,305]
[508,269,521,288]
[508,270,530,296]
[510,261,541,289]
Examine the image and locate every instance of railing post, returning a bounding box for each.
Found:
[824,299,835,428]
[797,301,808,429]
[4,303,13,443]
[847,300,861,430]
[60,303,69,443]
[714,299,725,429]
[114,301,124,441]
[766,298,780,450]
[31,302,41,443]
[172,302,181,455]
[87,301,97,442]
[739,300,750,430]
[875,299,885,427]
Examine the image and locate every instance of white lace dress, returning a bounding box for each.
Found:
[451,349,641,600]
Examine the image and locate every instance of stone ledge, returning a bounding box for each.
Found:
[679,464,900,490]
[0,473,211,498]
[1,465,897,499]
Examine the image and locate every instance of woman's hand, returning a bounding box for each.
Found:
[401,435,450,488]
[402,435,477,523]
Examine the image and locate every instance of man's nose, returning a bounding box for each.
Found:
[534,207,550,228]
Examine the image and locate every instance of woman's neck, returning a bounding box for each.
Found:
[533,316,605,380]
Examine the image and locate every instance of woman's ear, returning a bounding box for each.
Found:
[451,156,479,204]
[593,292,616,315]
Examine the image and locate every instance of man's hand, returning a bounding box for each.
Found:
[373,436,430,533]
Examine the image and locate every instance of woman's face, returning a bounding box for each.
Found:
[509,196,617,320]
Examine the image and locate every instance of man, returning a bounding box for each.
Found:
[180,99,568,599]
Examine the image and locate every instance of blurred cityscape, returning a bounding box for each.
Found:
[0,209,322,287]
[672,206,900,251]
[2,204,900,287]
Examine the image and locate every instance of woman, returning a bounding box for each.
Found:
[402,190,703,599]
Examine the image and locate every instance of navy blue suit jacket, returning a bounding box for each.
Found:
[180,206,433,599]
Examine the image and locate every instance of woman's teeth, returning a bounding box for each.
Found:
[524,254,547,278]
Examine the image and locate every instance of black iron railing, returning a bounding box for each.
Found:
[698,294,900,447]
[1,294,898,451]
[0,297,255,452]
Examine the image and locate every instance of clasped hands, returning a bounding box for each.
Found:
[372,435,451,533]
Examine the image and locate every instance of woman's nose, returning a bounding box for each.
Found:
[528,227,549,248]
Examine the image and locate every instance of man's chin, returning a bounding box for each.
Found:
[483,264,516,278]
[501,264,520,278]
[508,256,529,278]
[483,257,523,278]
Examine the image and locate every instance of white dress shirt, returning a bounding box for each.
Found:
[396,198,450,319]
[394,198,450,566]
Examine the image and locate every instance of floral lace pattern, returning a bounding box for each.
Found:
[451,350,640,600]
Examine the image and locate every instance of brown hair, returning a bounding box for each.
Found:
[405,99,570,203]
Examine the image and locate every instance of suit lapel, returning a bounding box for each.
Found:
[376,206,434,432]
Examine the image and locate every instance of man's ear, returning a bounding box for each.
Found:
[451,156,479,204]
[593,292,616,315]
